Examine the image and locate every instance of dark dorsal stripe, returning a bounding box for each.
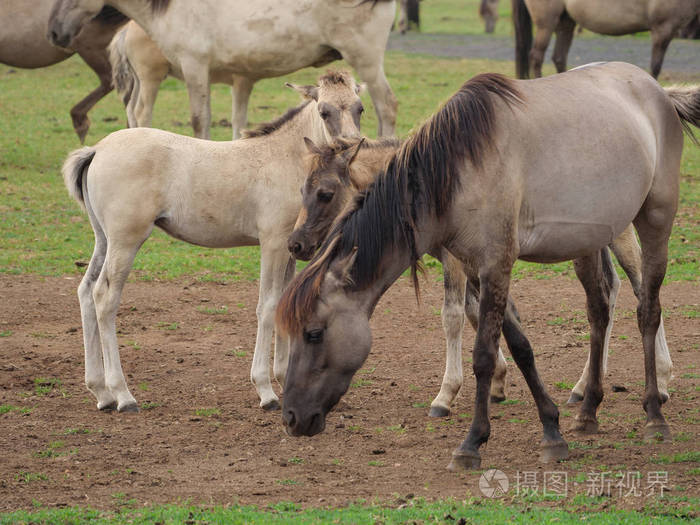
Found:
[241,100,312,139]
[277,73,522,336]
[93,5,128,26]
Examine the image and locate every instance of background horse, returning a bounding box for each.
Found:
[59,71,363,413]
[277,63,699,470]
[49,0,398,139]
[0,0,127,142]
[512,0,700,78]
[287,136,673,417]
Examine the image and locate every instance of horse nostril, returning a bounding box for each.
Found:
[284,409,296,427]
[290,242,302,255]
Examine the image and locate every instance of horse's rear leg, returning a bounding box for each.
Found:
[529,17,557,78]
[231,75,255,140]
[572,250,616,435]
[610,226,673,401]
[343,55,397,137]
[551,13,575,73]
[132,68,168,128]
[650,24,674,78]
[92,237,146,413]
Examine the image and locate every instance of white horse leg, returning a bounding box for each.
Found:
[569,248,620,404]
[181,60,211,139]
[429,251,466,417]
[133,70,167,128]
[250,239,290,410]
[231,75,255,140]
[342,55,397,137]
[273,257,296,389]
[92,240,142,413]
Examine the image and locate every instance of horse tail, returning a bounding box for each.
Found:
[108,26,135,108]
[511,0,532,79]
[665,85,700,144]
[62,147,96,212]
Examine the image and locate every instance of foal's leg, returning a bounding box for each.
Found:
[180,59,212,139]
[231,75,255,140]
[551,12,576,73]
[250,238,294,410]
[610,227,673,402]
[448,264,512,471]
[571,250,614,434]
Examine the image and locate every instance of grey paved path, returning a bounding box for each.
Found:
[387,32,700,74]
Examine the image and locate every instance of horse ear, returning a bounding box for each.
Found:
[285,82,319,101]
[304,137,323,155]
[355,82,367,95]
[343,138,365,168]
[330,247,358,288]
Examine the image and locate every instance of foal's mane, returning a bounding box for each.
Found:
[277,73,522,336]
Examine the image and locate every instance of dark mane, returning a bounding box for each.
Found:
[148,0,171,14]
[93,6,128,26]
[277,73,522,335]
[241,100,312,139]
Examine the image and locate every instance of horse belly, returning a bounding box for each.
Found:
[566,0,649,34]
[518,221,615,263]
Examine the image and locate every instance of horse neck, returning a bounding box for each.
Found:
[273,101,330,149]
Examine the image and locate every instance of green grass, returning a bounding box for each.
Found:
[1,499,697,524]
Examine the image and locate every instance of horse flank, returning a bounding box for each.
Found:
[277,73,522,336]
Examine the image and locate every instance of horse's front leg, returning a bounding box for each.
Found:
[73,48,114,143]
[250,239,293,410]
[231,75,255,140]
[571,250,613,434]
[448,266,511,471]
[181,59,211,139]
[649,24,674,78]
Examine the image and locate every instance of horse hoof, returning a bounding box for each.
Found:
[447,450,481,471]
[643,422,671,442]
[572,417,598,434]
[490,394,506,404]
[118,402,139,413]
[428,405,450,418]
[261,399,281,411]
[659,391,669,405]
[540,440,569,463]
[98,401,117,412]
[566,392,584,405]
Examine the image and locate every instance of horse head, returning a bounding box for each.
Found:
[48,0,104,48]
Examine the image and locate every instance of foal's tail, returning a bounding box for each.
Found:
[665,85,700,144]
[62,147,96,212]
[108,26,136,108]
[511,0,532,79]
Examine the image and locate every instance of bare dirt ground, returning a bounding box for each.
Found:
[0,272,698,512]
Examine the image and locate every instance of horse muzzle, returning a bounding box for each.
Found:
[283,407,326,437]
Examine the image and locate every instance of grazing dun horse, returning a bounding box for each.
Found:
[0,0,127,142]
[287,136,673,416]
[512,0,700,79]
[61,71,364,413]
[277,62,699,469]
[48,0,398,139]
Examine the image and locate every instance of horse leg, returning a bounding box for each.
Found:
[551,12,575,73]
[610,226,673,402]
[448,265,511,471]
[649,24,674,78]
[93,235,149,413]
[133,69,167,128]
[181,60,212,139]
[571,250,615,434]
[568,247,619,405]
[250,239,292,410]
[231,75,255,140]
[465,279,508,403]
[397,0,409,34]
[429,250,466,418]
[73,48,114,143]
[273,257,296,389]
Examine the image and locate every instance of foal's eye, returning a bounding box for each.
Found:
[320,110,330,120]
[304,329,324,344]
[357,105,364,114]
[317,190,334,203]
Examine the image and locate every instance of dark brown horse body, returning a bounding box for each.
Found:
[277,63,699,469]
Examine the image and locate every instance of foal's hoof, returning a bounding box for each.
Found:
[261,399,281,411]
[490,394,506,404]
[98,401,117,412]
[643,422,671,442]
[572,416,599,434]
[540,440,569,463]
[428,405,450,418]
[447,449,481,472]
[566,392,584,405]
[118,402,139,413]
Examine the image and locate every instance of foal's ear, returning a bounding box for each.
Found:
[304,137,323,156]
[329,247,358,288]
[343,138,365,168]
[286,82,319,101]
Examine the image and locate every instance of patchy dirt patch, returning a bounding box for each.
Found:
[0,273,698,511]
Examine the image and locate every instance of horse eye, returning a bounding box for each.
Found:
[320,110,330,120]
[357,106,364,114]
[304,329,324,344]
[318,190,334,203]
